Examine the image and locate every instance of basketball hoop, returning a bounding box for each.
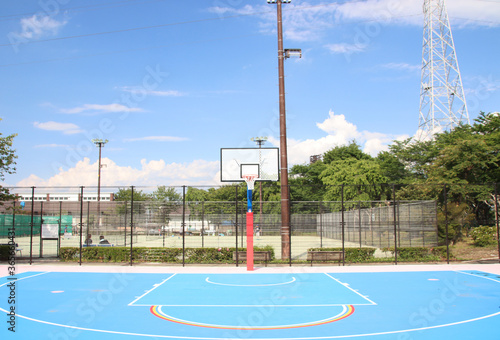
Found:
[243,175,258,190]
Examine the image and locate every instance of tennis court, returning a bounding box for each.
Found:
[1,264,500,339]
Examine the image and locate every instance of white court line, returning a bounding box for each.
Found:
[1,306,499,339]
[128,274,177,306]
[455,270,500,284]
[0,271,49,288]
[205,276,296,287]
[324,273,377,306]
[131,273,375,307]
[133,303,373,307]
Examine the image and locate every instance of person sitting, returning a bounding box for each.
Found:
[85,234,92,245]
[99,235,110,245]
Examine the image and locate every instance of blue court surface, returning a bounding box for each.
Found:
[1,267,500,339]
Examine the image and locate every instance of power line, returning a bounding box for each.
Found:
[0,1,422,49]
[0,33,263,68]
[449,16,500,25]
[0,0,166,22]
[0,8,275,48]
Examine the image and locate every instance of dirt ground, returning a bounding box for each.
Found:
[449,237,499,262]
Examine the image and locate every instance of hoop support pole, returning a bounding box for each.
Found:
[246,186,254,271]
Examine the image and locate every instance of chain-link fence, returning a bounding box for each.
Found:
[1,183,498,265]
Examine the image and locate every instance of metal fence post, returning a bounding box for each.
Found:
[495,183,499,264]
[79,186,84,266]
[235,185,239,267]
[58,201,62,257]
[393,184,398,265]
[443,184,450,264]
[39,202,44,258]
[182,186,186,267]
[319,202,323,249]
[124,202,128,247]
[341,184,345,266]
[29,186,35,265]
[358,201,362,248]
[12,201,16,259]
[202,201,205,249]
[130,186,134,266]
[288,185,292,267]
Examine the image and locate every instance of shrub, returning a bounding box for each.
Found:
[307,248,376,263]
[470,226,497,247]
[58,246,275,264]
[0,245,9,261]
[430,246,450,260]
[382,247,441,262]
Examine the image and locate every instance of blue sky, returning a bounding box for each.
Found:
[1,0,499,188]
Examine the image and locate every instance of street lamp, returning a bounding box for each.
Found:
[92,138,108,231]
[267,0,301,260]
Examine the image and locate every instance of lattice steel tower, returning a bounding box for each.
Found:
[417,0,469,140]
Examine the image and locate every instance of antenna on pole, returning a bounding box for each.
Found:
[417,0,469,141]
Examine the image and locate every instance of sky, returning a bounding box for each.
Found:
[0,0,499,190]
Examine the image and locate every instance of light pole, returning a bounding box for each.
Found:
[251,136,268,232]
[267,0,301,260]
[92,138,108,232]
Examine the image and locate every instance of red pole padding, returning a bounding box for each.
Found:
[246,212,254,271]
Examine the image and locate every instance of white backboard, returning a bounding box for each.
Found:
[220,148,279,182]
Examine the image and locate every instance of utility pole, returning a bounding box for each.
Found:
[92,139,108,232]
[267,0,301,260]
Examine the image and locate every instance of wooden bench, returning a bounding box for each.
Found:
[233,251,271,267]
[306,251,343,266]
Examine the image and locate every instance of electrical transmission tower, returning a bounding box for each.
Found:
[417,0,469,140]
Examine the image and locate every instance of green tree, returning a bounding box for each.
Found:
[149,186,182,227]
[323,140,372,164]
[320,159,390,202]
[113,187,150,215]
[113,188,150,201]
[186,187,209,202]
[437,202,475,245]
[376,150,409,184]
[426,113,500,225]
[289,161,326,201]
[151,186,181,202]
[0,122,17,202]
[385,138,438,182]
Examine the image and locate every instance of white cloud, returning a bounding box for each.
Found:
[120,87,186,97]
[268,110,408,165]
[22,111,410,187]
[124,136,189,142]
[333,0,500,28]
[207,4,257,16]
[378,62,420,72]
[16,157,220,187]
[34,121,82,135]
[35,144,71,148]
[325,43,367,55]
[60,103,143,114]
[208,0,500,47]
[16,14,67,39]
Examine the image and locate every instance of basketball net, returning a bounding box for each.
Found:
[243,175,258,191]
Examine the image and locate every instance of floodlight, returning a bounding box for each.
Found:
[284,48,302,59]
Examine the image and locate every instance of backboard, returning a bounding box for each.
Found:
[220,147,279,182]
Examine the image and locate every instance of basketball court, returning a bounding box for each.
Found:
[1,264,500,339]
